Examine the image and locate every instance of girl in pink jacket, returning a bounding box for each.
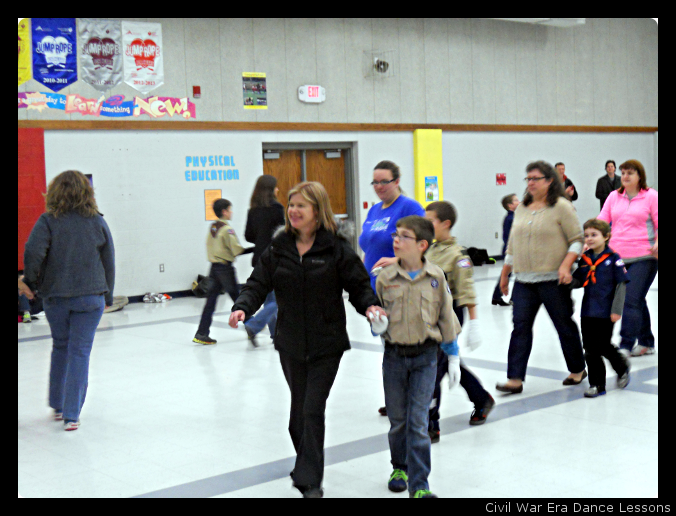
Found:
[597,159,658,357]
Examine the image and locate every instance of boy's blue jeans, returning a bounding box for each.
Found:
[43,295,105,422]
[383,345,437,494]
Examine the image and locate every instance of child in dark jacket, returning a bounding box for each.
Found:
[572,219,631,398]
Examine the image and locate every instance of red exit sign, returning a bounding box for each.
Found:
[308,86,319,98]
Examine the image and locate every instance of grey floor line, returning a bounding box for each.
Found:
[134,365,658,498]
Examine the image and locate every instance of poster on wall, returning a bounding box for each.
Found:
[242,73,267,109]
[31,18,78,92]
[122,21,163,94]
[425,176,439,202]
[79,19,123,92]
[18,19,32,86]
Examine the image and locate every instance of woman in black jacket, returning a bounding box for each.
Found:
[242,175,285,346]
[230,181,385,498]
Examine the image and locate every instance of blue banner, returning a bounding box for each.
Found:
[32,18,78,92]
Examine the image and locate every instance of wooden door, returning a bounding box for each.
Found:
[305,150,347,216]
[262,150,302,211]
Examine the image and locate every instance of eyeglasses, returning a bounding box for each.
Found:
[524,176,547,183]
[391,232,417,242]
[371,179,396,186]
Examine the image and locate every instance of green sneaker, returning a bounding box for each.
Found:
[411,489,438,498]
[388,469,408,492]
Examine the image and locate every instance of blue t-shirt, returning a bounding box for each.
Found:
[359,195,425,290]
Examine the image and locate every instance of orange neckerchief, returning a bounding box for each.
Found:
[580,252,611,287]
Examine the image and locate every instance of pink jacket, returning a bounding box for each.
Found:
[598,188,658,259]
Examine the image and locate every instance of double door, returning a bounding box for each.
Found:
[263,148,350,218]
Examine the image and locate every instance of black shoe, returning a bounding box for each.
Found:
[492,298,511,306]
[193,334,217,345]
[378,406,387,416]
[469,395,496,425]
[302,487,324,498]
[428,429,440,444]
[245,326,259,347]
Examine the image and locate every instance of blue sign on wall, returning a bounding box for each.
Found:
[32,18,78,92]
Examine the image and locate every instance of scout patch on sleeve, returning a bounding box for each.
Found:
[457,258,472,269]
[615,259,625,267]
[431,278,439,289]
[228,229,236,235]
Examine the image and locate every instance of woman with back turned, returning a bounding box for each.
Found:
[23,170,115,431]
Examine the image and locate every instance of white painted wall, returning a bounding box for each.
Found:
[44,130,656,297]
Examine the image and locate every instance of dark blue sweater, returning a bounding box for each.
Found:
[23,212,115,305]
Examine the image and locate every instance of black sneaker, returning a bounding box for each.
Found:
[428,429,440,443]
[411,489,438,498]
[469,395,496,426]
[302,487,324,498]
[245,326,259,348]
[378,406,387,416]
[388,469,408,492]
[193,334,217,345]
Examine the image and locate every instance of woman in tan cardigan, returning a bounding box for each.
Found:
[496,161,586,393]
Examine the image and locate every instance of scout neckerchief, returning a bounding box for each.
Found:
[580,252,612,287]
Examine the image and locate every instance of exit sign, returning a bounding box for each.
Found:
[298,85,326,103]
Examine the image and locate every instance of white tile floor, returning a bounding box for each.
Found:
[18,264,658,498]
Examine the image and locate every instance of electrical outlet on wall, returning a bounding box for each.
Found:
[160,264,164,272]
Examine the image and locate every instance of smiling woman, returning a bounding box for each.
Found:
[228,181,385,498]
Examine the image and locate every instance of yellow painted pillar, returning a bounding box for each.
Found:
[413,129,443,208]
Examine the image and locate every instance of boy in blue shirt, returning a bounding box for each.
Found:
[572,219,631,398]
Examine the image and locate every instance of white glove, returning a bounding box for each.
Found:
[368,312,389,335]
[448,355,461,390]
[466,319,482,352]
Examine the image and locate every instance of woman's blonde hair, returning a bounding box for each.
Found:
[285,181,338,235]
[44,170,99,217]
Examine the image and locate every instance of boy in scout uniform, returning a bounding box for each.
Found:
[375,215,461,498]
[425,201,495,438]
[194,199,251,345]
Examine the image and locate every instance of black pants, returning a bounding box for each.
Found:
[197,262,239,336]
[581,316,628,390]
[279,350,343,488]
[429,302,490,432]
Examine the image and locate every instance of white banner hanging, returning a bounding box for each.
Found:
[79,19,123,92]
[122,21,163,94]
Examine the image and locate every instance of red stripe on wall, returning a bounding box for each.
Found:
[18,128,46,271]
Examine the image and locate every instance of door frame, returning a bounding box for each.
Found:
[261,141,358,249]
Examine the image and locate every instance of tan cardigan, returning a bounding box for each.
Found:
[506,197,583,273]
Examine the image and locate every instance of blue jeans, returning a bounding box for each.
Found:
[619,259,658,351]
[43,295,105,422]
[244,290,277,337]
[383,346,437,494]
[507,281,585,380]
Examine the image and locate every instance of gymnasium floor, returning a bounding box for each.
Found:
[18,264,658,498]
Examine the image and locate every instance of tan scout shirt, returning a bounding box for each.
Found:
[426,237,477,307]
[376,258,461,346]
[206,219,244,263]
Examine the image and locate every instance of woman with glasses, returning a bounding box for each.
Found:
[496,161,586,394]
[359,161,425,292]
